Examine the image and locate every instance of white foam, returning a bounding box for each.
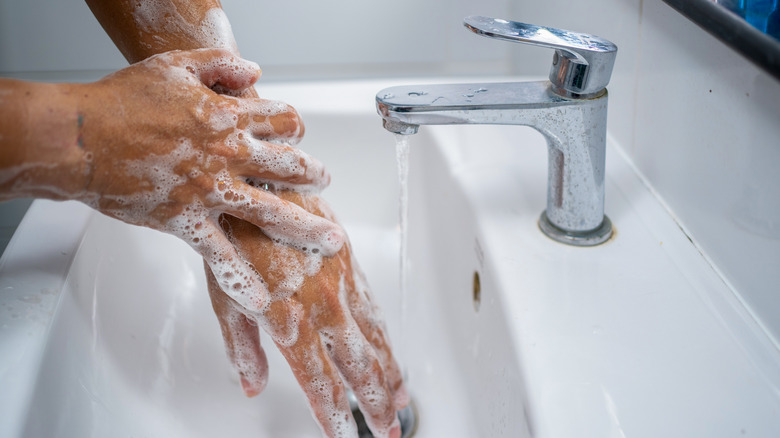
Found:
[200,8,239,52]
[212,178,344,256]
[132,3,238,52]
[249,138,301,175]
[258,297,303,348]
[300,347,359,438]
[268,247,306,296]
[350,256,384,325]
[93,140,274,313]
[209,108,237,132]
[334,273,400,437]
[166,210,267,312]
[242,103,300,135]
[98,139,193,225]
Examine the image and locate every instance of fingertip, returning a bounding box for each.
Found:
[240,376,257,397]
[321,225,347,257]
[241,58,262,85]
[390,422,402,438]
[235,56,261,86]
[240,375,264,398]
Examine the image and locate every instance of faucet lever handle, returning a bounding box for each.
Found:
[464,16,617,98]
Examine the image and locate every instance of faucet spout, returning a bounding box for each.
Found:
[381,118,418,135]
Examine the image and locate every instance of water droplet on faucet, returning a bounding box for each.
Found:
[407,91,428,97]
[463,88,488,99]
[382,93,395,99]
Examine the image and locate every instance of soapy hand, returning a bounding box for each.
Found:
[206,192,408,438]
[0,48,344,314]
[76,49,345,313]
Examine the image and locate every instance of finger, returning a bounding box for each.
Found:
[347,268,408,410]
[242,86,260,99]
[205,264,269,397]
[212,179,345,256]
[279,338,359,437]
[212,80,259,99]
[178,216,268,313]
[237,99,304,143]
[232,138,330,189]
[176,48,261,93]
[325,319,401,438]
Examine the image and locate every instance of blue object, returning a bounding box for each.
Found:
[744,0,777,32]
[720,0,779,36]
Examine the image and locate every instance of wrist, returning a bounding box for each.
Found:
[0,80,92,201]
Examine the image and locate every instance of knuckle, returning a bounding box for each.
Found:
[269,113,303,139]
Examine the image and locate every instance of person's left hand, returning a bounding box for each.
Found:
[207,191,408,438]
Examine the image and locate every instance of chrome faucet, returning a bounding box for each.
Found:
[376,16,618,246]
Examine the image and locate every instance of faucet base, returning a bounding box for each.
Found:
[539,211,613,246]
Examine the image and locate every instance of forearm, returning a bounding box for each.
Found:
[85,0,238,63]
[0,79,90,201]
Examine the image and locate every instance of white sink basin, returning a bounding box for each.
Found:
[2,79,779,437]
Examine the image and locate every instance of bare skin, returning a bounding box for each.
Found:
[81,1,408,437]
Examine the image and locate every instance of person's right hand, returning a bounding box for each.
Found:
[207,191,408,438]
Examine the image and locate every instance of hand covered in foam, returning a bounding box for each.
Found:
[0,48,344,315]
[206,191,408,438]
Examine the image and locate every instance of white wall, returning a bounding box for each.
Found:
[222,0,512,79]
[0,0,514,78]
[631,1,780,347]
[0,0,126,72]
[2,0,779,345]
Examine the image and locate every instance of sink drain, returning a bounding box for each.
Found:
[349,390,418,438]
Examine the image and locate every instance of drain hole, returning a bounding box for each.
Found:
[473,271,481,312]
[350,391,418,437]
